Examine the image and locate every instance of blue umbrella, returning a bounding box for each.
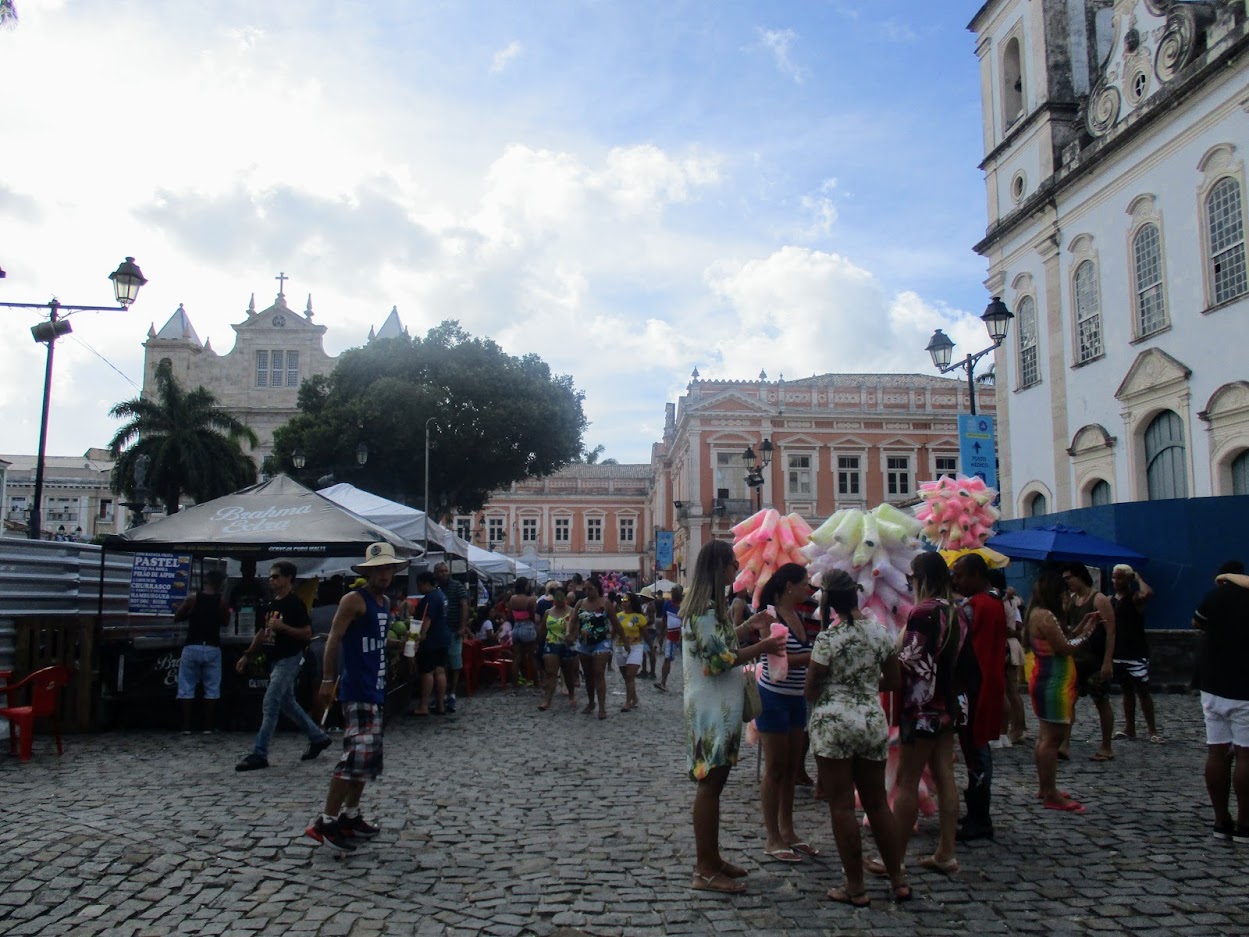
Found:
[984,524,1149,567]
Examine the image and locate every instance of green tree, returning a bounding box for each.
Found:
[270,321,587,515]
[108,360,259,514]
[0,2,17,29]
[578,444,618,465]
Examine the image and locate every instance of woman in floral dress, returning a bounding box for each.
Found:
[682,539,785,894]
[893,551,976,876]
[805,569,910,906]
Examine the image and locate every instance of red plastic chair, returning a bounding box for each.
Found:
[478,648,513,689]
[0,665,72,762]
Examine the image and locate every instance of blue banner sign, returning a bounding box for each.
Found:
[655,530,674,570]
[958,414,997,492]
[128,552,193,615]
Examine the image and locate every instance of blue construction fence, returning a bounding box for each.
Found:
[995,496,1249,631]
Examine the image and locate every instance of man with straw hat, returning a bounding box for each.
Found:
[305,542,409,853]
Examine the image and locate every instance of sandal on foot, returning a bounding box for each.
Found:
[1089,751,1115,762]
[719,860,748,879]
[1044,799,1087,814]
[827,886,870,908]
[598,711,607,720]
[1112,730,1133,741]
[789,841,821,857]
[764,848,803,864]
[892,882,913,902]
[917,855,959,875]
[1149,734,1165,744]
[582,704,595,715]
[537,703,550,711]
[864,857,889,877]
[691,871,746,894]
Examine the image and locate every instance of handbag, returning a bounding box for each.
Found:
[742,667,763,723]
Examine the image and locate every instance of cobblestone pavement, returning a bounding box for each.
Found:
[3,668,1247,936]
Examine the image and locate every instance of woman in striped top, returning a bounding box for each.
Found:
[756,563,819,863]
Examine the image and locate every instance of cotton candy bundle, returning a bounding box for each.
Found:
[915,474,1000,551]
[767,621,790,682]
[731,508,814,607]
[801,503,922,634]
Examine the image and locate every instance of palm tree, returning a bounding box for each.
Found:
[579,443,617,465]
[0,2,17,29]
[108,360,259,514]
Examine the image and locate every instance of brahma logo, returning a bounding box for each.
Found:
[212,504,312,534]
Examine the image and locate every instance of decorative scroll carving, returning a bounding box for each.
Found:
[1155,6,1201,82]
[1086,80,1122,137]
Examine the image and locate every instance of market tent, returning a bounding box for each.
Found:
[317,483,469,558]
[317,483,537,582]
[984,524,1149,567]
[103,475,420,558]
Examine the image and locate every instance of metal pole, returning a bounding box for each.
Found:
[28,303,60,539]
[966,353,977,417]
[424,417,436,557]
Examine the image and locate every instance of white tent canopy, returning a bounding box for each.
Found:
[316,483,537,582]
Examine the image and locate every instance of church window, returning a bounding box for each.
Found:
[1133,224,1167,337]
[255,351,269,387]
[1027,492,1047,517]
[1073,261,1102,363]
[1002,36,1024,127]
[1145,410,1187,500]
[1232,450,1249,496]
[1016,295,1039,388]
[1088,479,1112,507]
[286,351,300,387]
[270,351,284,388]
[1207,177,1247,305]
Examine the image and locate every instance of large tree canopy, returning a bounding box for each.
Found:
[270,321,587,515]
[108,360,259,514]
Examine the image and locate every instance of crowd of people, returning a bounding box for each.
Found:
[169,540,1249,878]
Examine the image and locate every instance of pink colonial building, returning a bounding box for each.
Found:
[453,464,654,579]
[648,372,995,579]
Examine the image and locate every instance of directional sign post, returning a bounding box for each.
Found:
[958,414,998,491]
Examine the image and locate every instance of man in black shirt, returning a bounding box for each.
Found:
[1193,560,1249,843]
[174,570,230,734]
[235,561,333,771]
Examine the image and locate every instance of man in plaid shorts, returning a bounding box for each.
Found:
[305,542,408,852]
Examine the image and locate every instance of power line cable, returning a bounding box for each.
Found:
[68,334,143,392]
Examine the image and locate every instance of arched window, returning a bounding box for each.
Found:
[1073,260,1102,363]
[1016,295,1039,388]
[1144,410,1188,500]
[1132,223,1166,336]
[1002,36,1024,127]
[1207,177,1247,305]
[1028,492,1048,517]
[1232,450,1249,496]
[1088,479,1112,507]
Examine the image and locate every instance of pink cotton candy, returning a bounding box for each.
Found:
[768,621,789,682]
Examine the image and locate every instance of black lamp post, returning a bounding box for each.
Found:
[924,297,1013,416]
[1,258,147,538]
[742,439,774,513]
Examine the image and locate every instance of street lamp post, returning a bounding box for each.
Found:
[424,417,438,557]
[1,258,147,538]
[742,439,774,513]
[924,297,1014,416]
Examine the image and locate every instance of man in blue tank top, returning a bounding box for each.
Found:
[305,542,409,853]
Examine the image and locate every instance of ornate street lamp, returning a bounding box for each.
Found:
[1,257,148,538]
[924,296,1013,416]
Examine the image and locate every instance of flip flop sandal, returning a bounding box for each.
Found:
[1149,734,1165,744]
[764,848,803,864]
[1044,799,1087,813]
[917,855,959,875]
[827,887,870,908]
[789,842,821,857]
[691,872,746,894]
[864,857,889,877]
[719,860,748,879]
[1089,752,1115,762]
[892,882,913,903]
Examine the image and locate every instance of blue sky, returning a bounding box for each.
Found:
[0,0,993,465]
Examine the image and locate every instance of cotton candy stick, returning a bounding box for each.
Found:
[732,511,767,538]
[786,513,814,540]
[767,621,789,682]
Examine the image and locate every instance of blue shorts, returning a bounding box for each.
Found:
[664,636,681,661]
[177,644,222,700]
[755,684,807,733]
[577,639,612,656]
[544,642,574,661]
[446,637,463,670]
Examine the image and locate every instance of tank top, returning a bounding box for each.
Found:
[758,610,812,696]
[185,593,224,646]
[544,609,572,644]
[579,607,610,644]
[1065,590,1105,662]
[339,588,389,705]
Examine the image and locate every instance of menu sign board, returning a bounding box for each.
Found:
[128,552,193,614]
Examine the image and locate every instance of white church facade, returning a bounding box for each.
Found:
[142,282,407,466]
[970,0,1249,517]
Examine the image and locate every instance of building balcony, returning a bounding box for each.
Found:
[712,498,754,520]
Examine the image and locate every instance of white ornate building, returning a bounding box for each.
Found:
[970,0,1249,516]
[142,283,406,466]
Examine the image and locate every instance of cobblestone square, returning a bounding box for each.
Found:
[2,678,1246,936]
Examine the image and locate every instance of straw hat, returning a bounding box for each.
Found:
[351,542,410,574]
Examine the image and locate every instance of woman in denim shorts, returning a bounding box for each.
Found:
[539,588,578,711]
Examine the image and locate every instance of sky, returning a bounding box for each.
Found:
[0,0,995,466]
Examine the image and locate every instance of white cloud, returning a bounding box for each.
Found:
[490,39,522,74]
[757,27,809,84]
[798,178,839,240]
